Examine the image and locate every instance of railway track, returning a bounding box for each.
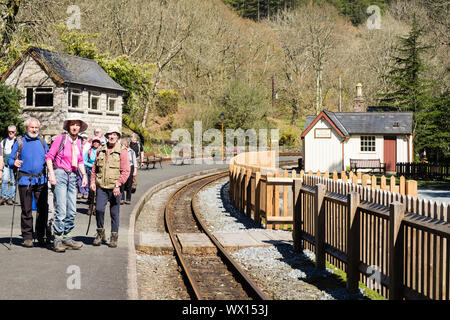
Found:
[164,171,269,300]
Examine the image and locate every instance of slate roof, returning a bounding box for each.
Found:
[2,46,126,92]
[303,110,413,136]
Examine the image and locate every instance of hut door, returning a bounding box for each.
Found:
[383,136,396,172]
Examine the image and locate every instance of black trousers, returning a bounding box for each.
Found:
[18,184,48,240]
[120,165,134,202]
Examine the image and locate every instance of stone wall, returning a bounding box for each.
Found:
[4,54,123,140]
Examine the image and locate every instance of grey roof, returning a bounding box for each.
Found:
[303,110,413,136]
[28,46,126,92]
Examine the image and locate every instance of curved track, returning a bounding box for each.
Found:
[164,172,269,300]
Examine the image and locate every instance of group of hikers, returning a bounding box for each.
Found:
[0,115,144,252]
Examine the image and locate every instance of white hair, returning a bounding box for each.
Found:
[24,118,40,128]
[8,125,16,131]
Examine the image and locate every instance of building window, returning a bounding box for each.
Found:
[361,136,376,152]
[89,91,101,110]
[25,87,54,107]
[107,93,117,112]
[26,88,33,106]
[68,89,82,108]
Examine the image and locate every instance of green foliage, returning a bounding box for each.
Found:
[217,79,270,131]
[0,82,24,136]
[379,14,447,162]
[155,90,179,117]
[223,0,298,20]
[327,0,386,25]
[279,131,296,146]
[55,24,98,59]
[415,91,450,162]
[98,55,153,114]
[55,24,154,143]
[379,15,434,116]
[223,0,387,25]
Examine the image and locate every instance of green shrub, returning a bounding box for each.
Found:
[155,90,179,117]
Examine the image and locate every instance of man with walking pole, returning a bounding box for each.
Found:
[8,118,49,248]
[8,169,18,248]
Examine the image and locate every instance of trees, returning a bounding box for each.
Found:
[379,14,434,132]
[217,79,269,130]
[414,91,450,162]
[0,82,24,136]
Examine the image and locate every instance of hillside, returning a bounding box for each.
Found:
[0,0,448,156]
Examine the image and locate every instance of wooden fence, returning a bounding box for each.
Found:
[229,154,450,300]
[397,162,450,180]
[306,169,418,197]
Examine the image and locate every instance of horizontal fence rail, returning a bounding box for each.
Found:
[230,152,450,300]
[397,162,450,180]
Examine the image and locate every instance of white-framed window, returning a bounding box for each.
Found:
[361,136,376,152]
[88,91,101,110]
[68,89,82,108]
[25,87,54,107]
[107,93,118,112]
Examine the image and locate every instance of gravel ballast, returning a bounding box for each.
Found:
[136,175,369,300]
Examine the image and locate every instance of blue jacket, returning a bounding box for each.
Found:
[8,134,49,186]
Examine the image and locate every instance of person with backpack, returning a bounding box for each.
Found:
[129,133,144,168]
[84,136,101,205]
[45,115,88,253]
[90,129,129,248]
[0,125,17,205]
[8,118,49,248]
[120,138,137,205]
[77,133,89,200]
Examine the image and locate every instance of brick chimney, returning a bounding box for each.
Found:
[353,83,366,112]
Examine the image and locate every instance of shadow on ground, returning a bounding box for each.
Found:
[219,181,368,300]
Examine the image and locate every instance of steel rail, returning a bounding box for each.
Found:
[190,174,270,300]
[164,171,229,300]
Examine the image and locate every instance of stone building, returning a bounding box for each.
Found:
[0,46,126,141]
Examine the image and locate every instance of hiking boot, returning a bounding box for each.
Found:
[108,232,118,248]
[62,238,83,250]
[0,197,6,205]
[37,238,47,248]
[7,198,14,205]
[53,238,66,253]
[23,239,33,248]
[93,228,105,246]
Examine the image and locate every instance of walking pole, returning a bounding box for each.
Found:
[9,169,19,249]
[86,190,96,236]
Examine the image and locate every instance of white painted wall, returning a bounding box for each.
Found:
[343,135,384,170]
[304,119,342,172]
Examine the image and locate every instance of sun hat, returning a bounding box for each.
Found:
[63,115,88,133]
[91,137,101,143]
[105,128,121,138]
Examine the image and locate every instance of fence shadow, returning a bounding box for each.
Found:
[220,182,368,300]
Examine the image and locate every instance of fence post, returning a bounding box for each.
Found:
[292,178,303,253]
[266,173,274,229]
[246,169,252,218]
[255,172,261,225]
[346,192,360,292]
[314,183,326,270]
[389,201,405,300]
[399,176,405,195]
